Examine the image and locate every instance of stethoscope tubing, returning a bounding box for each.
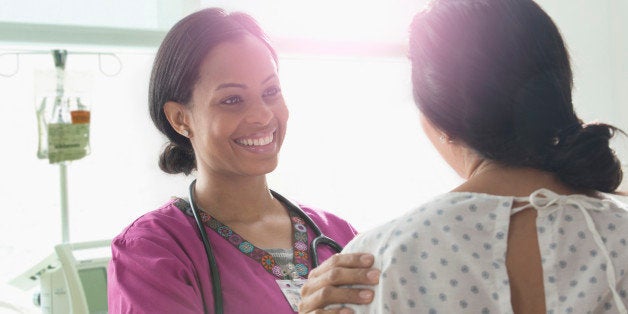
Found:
[269,190,343,268]
[189,180,224,314]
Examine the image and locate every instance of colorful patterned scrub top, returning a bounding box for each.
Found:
[341,189,628,313]
[176,198,312,279]
[108,195,357,314]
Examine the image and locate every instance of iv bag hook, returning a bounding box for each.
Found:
[0,49,123,78]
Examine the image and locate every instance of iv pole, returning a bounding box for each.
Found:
[52,49,71,243]
[2,49,122,244]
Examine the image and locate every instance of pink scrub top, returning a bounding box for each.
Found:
[108,197,358,313]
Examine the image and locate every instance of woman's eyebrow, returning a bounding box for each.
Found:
[262,74,278,84]
[214,74,276,91]
[215,82,247,91]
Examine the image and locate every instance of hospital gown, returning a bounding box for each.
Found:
[343,189,628,313]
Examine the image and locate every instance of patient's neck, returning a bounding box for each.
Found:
[452,162,591,197]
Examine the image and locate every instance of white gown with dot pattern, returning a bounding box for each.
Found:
[343,189,628,314]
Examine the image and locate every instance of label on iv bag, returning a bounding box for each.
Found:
[47,123,90,164]
[70,110,90,124]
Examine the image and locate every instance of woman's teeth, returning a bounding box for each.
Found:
[236,133,274,146]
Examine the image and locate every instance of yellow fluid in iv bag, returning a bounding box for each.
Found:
[36,96,91,163]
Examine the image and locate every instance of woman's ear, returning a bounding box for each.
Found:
[163,101,191,137]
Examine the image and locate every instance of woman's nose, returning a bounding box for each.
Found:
[245,100,274,125]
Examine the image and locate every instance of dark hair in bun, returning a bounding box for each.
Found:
[409,0,624,192]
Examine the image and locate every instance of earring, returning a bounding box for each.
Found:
[439,134,453,144]
[181,129,189,137]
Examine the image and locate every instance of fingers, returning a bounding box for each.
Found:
[308,253,375,279]
[317,266,380,289]
[300,307,354,314]
[299,253,380,312]
[304,254,379,297]
[299,286,373,314]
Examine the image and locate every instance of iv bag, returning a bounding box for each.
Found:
[36,95,91,163]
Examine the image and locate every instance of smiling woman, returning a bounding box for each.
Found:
[162,36,288,178]
[107,8,357,313]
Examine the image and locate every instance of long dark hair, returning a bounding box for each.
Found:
[148,8,278,175]
[409,0,624,192]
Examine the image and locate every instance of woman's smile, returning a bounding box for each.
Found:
[233,129,278,153]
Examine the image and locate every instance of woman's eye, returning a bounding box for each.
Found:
[221,96,242,105]
[263,86,281,97]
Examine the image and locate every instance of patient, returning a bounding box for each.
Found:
[299,0,628,312]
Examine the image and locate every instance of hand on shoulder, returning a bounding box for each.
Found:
[298,253,379,313]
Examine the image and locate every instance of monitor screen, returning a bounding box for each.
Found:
[78,267,108,314]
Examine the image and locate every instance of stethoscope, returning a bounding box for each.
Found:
[187,179,343,314]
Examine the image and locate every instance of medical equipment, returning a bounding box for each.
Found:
[32,49,95,244]
[36,50,92,164]
[55,240,111,314]
[10,240,111,314]
[187,179,343,314]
